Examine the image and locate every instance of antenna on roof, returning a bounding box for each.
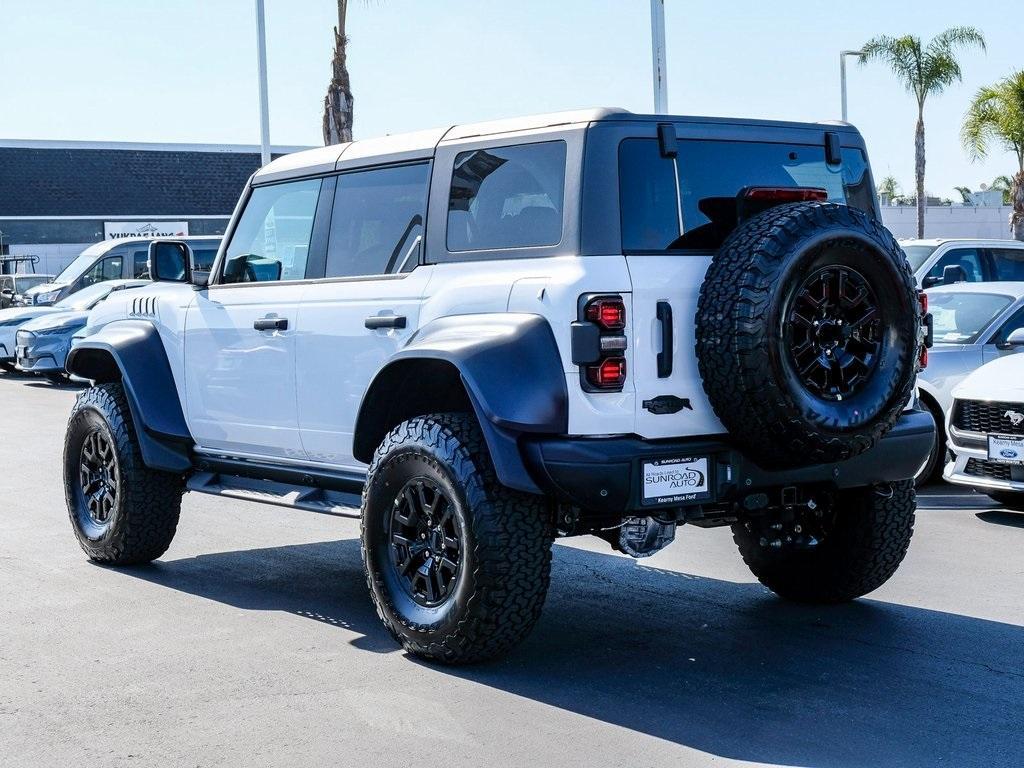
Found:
[650,0,668,114]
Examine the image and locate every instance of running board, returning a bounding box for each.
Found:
[187,472,362,518]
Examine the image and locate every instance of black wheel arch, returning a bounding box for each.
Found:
[66,321,192,473]
[353,314,568,494]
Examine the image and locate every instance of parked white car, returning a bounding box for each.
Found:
[915,282,1024,483]
[944,352,1024,510]
[901,238,1024,289]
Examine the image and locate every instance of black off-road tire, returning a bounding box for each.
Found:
[733,480,916,603]
[913,403,946,487]
[696,202,919,469]
[986,491,1024,512]
[361,413,553,664]
[64,383,183,564]
[0,361,16,373]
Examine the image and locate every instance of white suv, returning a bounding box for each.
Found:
[62,109,932,663]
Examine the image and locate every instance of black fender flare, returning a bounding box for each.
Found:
[66,320,192,473]
[354,313,568,493]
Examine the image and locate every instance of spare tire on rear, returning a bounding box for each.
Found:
[695,201,918,469]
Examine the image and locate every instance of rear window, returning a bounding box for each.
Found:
[447,141,566,252]
[619,139,873,252]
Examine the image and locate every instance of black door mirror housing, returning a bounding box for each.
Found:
[148,240,195,284]
[942,264,967,285]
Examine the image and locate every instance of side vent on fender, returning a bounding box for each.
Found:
[130,296,159,319]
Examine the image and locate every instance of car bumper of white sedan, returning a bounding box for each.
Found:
[944,440,1024,493]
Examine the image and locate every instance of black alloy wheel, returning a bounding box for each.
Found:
[785,265,882,402]
[388,478,463,607]
[75,427,120,536]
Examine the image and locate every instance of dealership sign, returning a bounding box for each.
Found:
[103,221,189,240]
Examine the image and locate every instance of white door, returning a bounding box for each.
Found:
[296,162,432,466]
[184,177,324,460]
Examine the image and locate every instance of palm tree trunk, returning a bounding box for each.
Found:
[322,0,353,145]
[915,110,926,238]
[1011,169,1024,242]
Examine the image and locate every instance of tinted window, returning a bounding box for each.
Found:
[992,305,1024,346]
[447,141,565,252]
[81,255,123,287]
[222,178,321,283]
[902,244,938,272]
[991,248,1024,281]
[132,250,149,278]
[191,248,218,271]
[0,277,11,291]
[619,139,872,252]
[926,249,983,283]
[326,164,430,277]
[928,291,1012,344]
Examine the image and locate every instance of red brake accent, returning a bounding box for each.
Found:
[744,187,829,202]
[587,357,626,389]
[585,298,626,331]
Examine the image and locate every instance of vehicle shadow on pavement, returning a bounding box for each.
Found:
[975,510,1024,529]
[118,538,1023,768]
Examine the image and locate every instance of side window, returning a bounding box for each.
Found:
[990,248,1024,281]
[926,248,982,283]
[447,141,566,252]
[132,250,149,278]
[221,178,322,283]
[82,255,123,287]
[326,163,430,278]
[992,305,1024,346]
[0,277,11,292]
[191,248,218,272]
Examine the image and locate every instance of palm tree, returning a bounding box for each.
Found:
[954,186,975,205]
[962,71,1024,239]
[323,0,354,145]
[877,174,901,202]
[860,27,986,238]
[992,175,1014,206]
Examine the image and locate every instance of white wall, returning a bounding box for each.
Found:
[881,205,1015,240]
[9,243,92,277]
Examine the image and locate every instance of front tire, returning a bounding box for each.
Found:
[733,480,916,603]
[361,413,553,664]
[64,383,183,564]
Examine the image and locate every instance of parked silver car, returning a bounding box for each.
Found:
[915,282,1024,483]
[902,238,1024,288]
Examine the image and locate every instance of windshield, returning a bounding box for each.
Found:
[53,253,100,285]
[928,292,1012,344]
[54,282,115,311]
[902,244,938,272]
[14,276,52,291]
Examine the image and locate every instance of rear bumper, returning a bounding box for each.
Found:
[523,410,935,513]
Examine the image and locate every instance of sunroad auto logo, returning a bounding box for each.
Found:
[104,221,188,240]
[646,465,706,490]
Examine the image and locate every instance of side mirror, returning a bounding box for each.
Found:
[148,240,193,284]
[1005,328,1024,347]
[921,275,942,289]
[942,264,967,285]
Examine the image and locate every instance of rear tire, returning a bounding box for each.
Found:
[913,405,945,487]
[732,480,916,603]
[64,383,183,564]
[361,413,553,664]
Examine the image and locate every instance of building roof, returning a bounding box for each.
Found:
[0,140,311,217]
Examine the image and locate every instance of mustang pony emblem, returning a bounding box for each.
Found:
[1004,410,1024,427]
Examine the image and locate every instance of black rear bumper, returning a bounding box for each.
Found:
[522,410,934,513]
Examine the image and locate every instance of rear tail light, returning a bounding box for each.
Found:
[585,298,626,330]
[579,295,628,392]
[917,290,932,370]
[586,357,627,389]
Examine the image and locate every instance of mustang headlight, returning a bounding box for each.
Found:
[34,290,61,305]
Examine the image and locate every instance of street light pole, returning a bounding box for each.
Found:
[254,0,272,167]
[839,49,865,122]
[650,0,668,114]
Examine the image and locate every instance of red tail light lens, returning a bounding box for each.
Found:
[918,291,928,315]
[919,345,928,369]
[743,186,828,202]
[587,357,626,389]
[585,298,626,330]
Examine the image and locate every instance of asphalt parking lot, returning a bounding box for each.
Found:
[1,372,1022,768]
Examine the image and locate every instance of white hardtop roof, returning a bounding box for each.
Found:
[254,107,858,184]
[926,281,1024,299]
[900,238,1024,247]
[80,234,221,257]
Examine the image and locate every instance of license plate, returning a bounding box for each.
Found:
[988,434,1024,464]
[641,456,712,505]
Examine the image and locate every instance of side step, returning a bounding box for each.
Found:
[187,472,362,518]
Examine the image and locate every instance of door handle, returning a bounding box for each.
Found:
[253,317,288,331]
[656,301,673,378]
[365,315,407,330]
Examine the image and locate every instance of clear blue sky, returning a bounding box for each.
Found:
[2,0,1021,199]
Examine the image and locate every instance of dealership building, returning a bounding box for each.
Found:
[0,139,310,275]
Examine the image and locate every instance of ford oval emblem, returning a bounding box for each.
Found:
[1000,449,1018,459]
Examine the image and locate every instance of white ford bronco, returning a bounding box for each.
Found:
[63,109,934,663]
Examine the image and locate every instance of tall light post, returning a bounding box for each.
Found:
[839,49,865,122]
[650,0,668,113]
[254,0,272,167]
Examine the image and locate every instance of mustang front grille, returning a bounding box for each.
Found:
[952,400,1024,436]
